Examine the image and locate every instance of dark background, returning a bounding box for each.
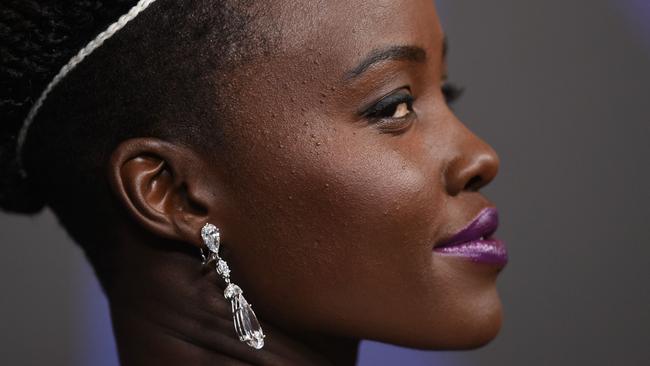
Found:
[2,0,649,365]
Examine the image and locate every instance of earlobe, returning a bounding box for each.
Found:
[107,138,213,247]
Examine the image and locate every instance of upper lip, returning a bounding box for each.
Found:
[434,207,499,248]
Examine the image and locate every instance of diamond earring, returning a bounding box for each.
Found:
[200,223,266,349]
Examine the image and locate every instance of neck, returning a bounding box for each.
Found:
[104,238,360,366]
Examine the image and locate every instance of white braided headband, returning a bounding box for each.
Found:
[15,0,159,178]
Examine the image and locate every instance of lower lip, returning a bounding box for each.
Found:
[434,238,508,266]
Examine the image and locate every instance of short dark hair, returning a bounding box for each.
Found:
[0,0,277,275]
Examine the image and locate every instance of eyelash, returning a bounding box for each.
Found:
[364,82,464,121]
[363,91,414,120]
[442,82,464,105]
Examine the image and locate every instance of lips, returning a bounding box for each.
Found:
[433,207,508,266]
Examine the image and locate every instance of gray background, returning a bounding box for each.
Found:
[1,0,649,365]
[436,0,650,365]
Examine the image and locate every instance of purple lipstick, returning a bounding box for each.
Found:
[433,207,508,266]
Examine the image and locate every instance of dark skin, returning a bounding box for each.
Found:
[104,1,501,365]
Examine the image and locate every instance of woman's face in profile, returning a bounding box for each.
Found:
[212,0,503,349]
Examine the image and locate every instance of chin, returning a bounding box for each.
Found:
[452,303,503,350]
[396,291,505,351]
[434,294,504,350]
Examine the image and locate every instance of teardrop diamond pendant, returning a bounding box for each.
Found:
[201,223,266,349]
[225,283,265,349]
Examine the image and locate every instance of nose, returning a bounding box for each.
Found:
[443,126,500,196]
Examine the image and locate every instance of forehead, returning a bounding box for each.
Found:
[251,0,443,81]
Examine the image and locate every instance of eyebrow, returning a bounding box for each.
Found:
[344,37,448,81]
[344,45,427,80]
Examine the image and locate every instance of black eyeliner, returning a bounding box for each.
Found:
[363,92,414,119]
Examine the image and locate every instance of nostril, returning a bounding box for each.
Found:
[443,146,499,196]
[464,175,483,192]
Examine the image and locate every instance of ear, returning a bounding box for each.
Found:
[107,138,219,248]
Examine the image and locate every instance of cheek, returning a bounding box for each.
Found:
[220,121,448,331]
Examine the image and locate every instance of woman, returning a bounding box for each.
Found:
[0,0,506,365]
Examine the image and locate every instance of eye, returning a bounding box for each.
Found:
[363,90,415,121]
[442,82,464,106]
